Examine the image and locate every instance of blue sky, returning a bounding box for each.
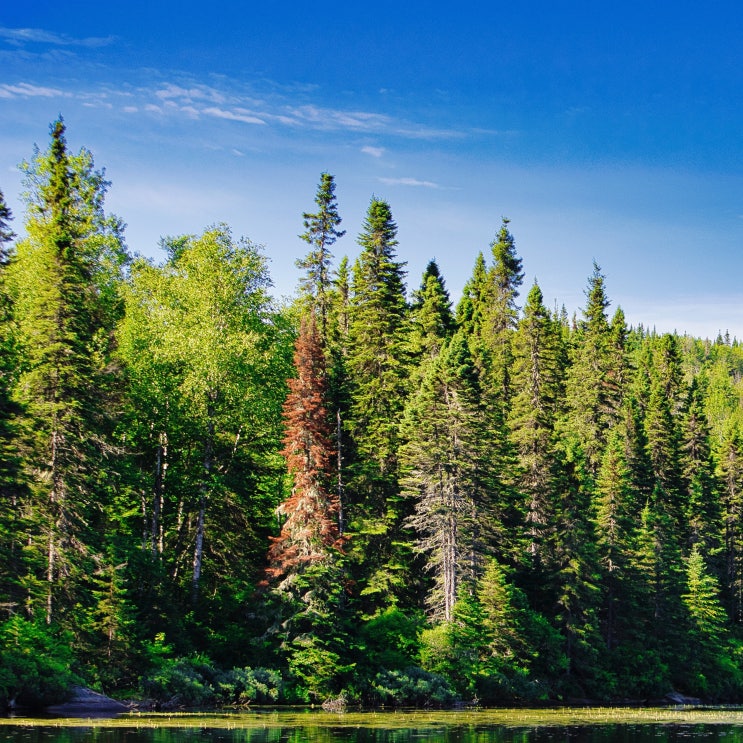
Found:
[2,1,743,339]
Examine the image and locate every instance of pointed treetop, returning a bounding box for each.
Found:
[0,188,14,261]
[299,172,345,249]
[358,197,398,253]
[490,217,524,295]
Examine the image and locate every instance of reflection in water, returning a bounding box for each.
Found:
[2,723,743,743]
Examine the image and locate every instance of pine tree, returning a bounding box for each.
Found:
[296,173,345,337]
[6,119,128,624]
[265,316,340,585]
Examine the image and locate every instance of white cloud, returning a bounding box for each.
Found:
[378,176,440,189]
[362,145,385,158]
[155,83,228,105]
[0,82,66,98]
[0,27,114,48]
[202,106,266,125]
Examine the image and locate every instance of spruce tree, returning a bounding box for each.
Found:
[408,259,455,372]
[0,188,15,263]
[297,173,345,337]
[346,197,410,611]
[681,377,722,557]
[559,263,619,479]
[508,282,563,571]
[6,119,128,624]
[265,315,340,585]
[399,331,490,620]
[347,198,408,480]
[0,187,23,616]
[718,426,743,623]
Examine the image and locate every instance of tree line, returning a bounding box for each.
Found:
[2,120,743,708]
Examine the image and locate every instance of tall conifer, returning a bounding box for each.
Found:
[266,316,340,584]
[297,173,345,338]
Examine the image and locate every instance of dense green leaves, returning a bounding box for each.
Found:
[4,121,743,707]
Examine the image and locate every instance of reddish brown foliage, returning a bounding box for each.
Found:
[264,316,340,582]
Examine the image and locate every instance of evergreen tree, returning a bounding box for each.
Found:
[559,263,619,479]
[681,377,722,557]
[347,198,408,476]
[408,259,455,372]
[265,316,340,585]
[399,331,490,620]
[6,119,128,625]
[455,252,488,335]
[346,198,411,612]
[0,188,15,263]
[0,187,23,617]
[296,173,345,337]
[718,426,743,624]
[508,282,563,570]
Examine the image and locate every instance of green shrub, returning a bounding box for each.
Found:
[140,656,284,707]
[0,616,78,709]
[367,666,456,707]
[215,667,282,705]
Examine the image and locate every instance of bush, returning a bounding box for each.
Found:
[367,666,456,707]
[140,656,283,707]
[215,667,282,705]
[0,616,78,709]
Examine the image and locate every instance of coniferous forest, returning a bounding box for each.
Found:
[4,120,743,708]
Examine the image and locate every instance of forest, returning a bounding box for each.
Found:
[3,119,743,709]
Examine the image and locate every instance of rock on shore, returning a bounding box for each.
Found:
[45,686,128,716]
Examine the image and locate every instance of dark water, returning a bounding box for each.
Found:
[4,712,743,743]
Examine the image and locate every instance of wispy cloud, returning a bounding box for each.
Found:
[202,106,266,125]
[0,82,67,98]
[0,27,115,48]
[362,145,385,158]
[378,176,440,189]
[155,83,229,105]
[141,84,466,140]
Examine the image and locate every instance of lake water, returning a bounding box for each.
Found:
[4,708,743,742]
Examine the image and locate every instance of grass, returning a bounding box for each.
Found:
[4,707,743,730]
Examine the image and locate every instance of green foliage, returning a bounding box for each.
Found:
[141,655,282,707]
[367,666,455,707]
[0,616,77,708]
[6,123,743,704]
